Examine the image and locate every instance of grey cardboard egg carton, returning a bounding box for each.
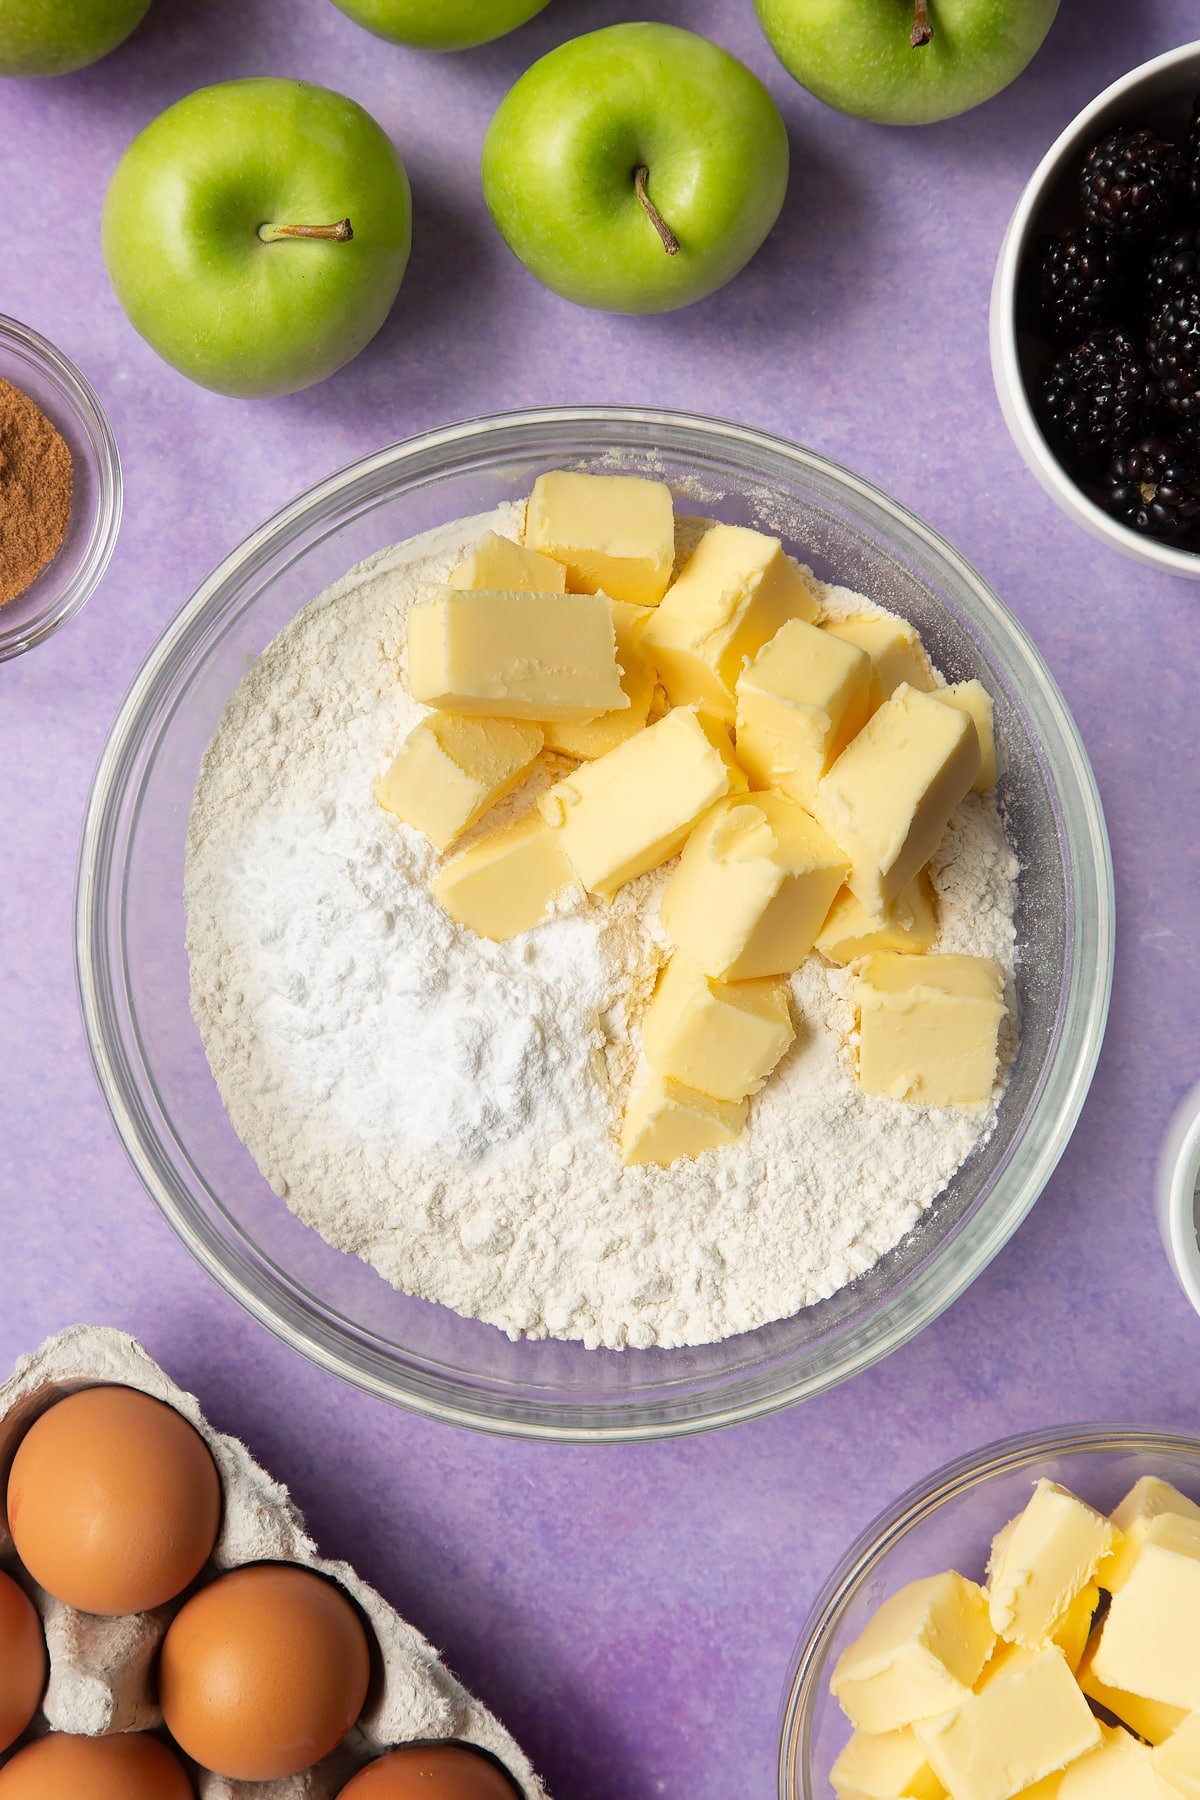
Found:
[0,1326,544,1799]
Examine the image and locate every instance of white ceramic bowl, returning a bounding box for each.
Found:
[990,41,1200,577]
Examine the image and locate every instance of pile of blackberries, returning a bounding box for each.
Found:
[1031,104,1200,546]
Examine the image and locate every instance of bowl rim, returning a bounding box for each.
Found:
[990,38,1200,578]
[75,403,1115,1441]
[0,313,123,661]
[777,1421,1200,1798]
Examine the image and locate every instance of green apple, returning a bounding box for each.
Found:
[102,79,411,399]
[754,0,1060,125]
[0,0,151,77]
[481,23,789,314]
[329,0,550,52]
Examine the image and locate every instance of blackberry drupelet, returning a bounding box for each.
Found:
[1144,225,1200,319]
[1081,127,1185,240]
[1038,328,1151,463]
[1035,224,1124,342]
[1101,433,1200,539]
[1148,277,1200,437]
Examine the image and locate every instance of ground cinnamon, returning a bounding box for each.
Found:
[0,378,73,608]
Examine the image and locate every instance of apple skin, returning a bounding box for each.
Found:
[102,79,412,399]
[329,0,551,52]
[482,23,789,314]
[0,0,152,77]
[754,0,1060,125]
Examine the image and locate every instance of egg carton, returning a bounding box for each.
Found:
[0,1326,544,1800]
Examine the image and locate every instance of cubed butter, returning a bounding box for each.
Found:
[620,1075,747,1167]
[988,1479,1116,1649]
[542,600,657,759]
[734,617,873,806]
[855,953,1006,1107]
[815,873,938,966]
[376,713,543,852]
[1052,1584,1101,1674]
[641,524,820,724]
[1153,1712,1200,1796]
[935,680,998,792]
[524,470,675,605]
[432,810,574,941]
[449,529,566,592]
[641,955,794,1103]
[815,683,981,918]
[1091,1514,1200,1711]
[661,792,848,981]
[830,1572,996,1735]
[1077,1628,1187,1747]
[824,611,936,709]
[914,1648,1100,1800]
[1057,1724,1165,1799]
[1099,1477,1200,1594]
[408,588,626,721]
[538,707,746,898]
[831,1727,947,1800]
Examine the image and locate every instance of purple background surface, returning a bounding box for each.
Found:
[2,2,1199,1795]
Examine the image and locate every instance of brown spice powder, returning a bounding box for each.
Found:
[0,378,74,608]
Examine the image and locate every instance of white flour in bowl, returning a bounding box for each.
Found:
[185,507,1019,1350]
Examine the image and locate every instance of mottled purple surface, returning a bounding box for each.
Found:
[2,2,1199,1795]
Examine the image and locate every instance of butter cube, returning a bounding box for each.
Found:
[542,601,657,759]
[1100,1477,1200,1594]
[1153,1713,1200,1795]
[662,792,848,981]
[824,611,936,708]
[1092,1514,1200,1711]
[1077,1628,1187,1747]
[408,588,626,721]
[735,617,872,806]
[1052,1584,1101,1674]
[432,810,574,940]
[988,1480,1116,1650]
[831,1727,946,1799]
[449,529,566,592]
[936,680,998,792]
[815,683,981,918]
[620,1076,747,1167]
[376,713,543,852]
[815,873,938,966]
[1057,1724,1165,1799]
[641,524,820,724]
[831,1572,996,1735]
[915,1648,1100,1800]
[856,954,1006,1107]
[524,470,675,605]
[538,707,746,898]
[642,956,794,1103]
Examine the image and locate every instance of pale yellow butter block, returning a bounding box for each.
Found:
[661,792,848,981]
[1051,1583,1100,1674]
[642,955,794,1103]
[830,1572,996,1735]
[620,1075,747,1167]
[1099,1477,1200,1594]
[988,1480,1116,1650]
[936,679,998,791]
[824,611,937,709]
[537,707,746,898]
[432,810,574,941]
[815,872,938,967]
[1057,1724,1165,1799]
[524,469,675,605]
[1077,1628,1187,1748]
[856,953,1005,1107]
[449,529,566,592]
[542,600,657,759]
[734,617,872,806]
[1091,1514,1200,1711]
[408,588,626,721]
[376,713,543,852]
[831,1726,946,1799]
[1153,1712,1200,1796]
[815,683,981,918]
[914,1647,1100,1800]
[641,523,820,725]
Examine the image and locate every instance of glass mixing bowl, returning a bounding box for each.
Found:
[778,1425,1200,1798]
[75,406,1113,1441]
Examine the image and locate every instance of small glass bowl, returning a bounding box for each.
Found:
[0,315,122,661]
[777,1425,1200,1798]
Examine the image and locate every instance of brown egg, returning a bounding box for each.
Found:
[160,1562,371,1779]
[0,1572,45,1754]
[7,1386,221,1615]
[337,1745,521,1798]
[0,1731,193,1798]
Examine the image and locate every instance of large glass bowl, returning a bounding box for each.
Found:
[778,1426,1200,1798]
[75,406,1113,1441]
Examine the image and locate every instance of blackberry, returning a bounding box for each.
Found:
[1034,224,1124,342]
[1038,329,1151,463]
[1148,277,1200,437]
[1188,93,1200,207]
[1101,433,1200,539]
[1143,225,1200,319]
[1080,127,1185,240]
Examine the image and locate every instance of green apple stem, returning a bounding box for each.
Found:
[634,167,680,257]
[910,0,933,46]
[257,218,354,244]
